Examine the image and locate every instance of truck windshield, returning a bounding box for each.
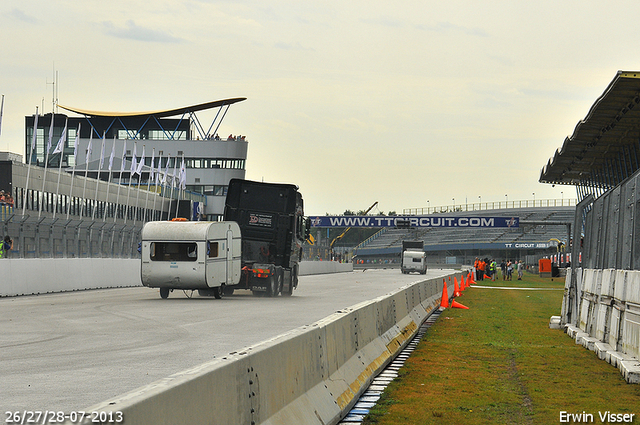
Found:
[150,242,198,262]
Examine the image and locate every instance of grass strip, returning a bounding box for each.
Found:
[363,272,640,424]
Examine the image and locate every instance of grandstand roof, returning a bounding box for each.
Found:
[57,98,247,119]
[539,71,640,190]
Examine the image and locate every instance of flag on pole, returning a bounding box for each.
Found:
[162,156,169,185]
[130,143,137,174]
[149,149,155,182]
[108,140,115,171]
[172,158,178,187]
[30,111,39,161]
[85,132,93,164]
[0,94,4,137]
[135,145,145,175]
[179,156,186,190]
[72,124,80,164]
[120,141,127,172]
[98,134,106,169]
[52,118,67,155]
[47,114,54,153]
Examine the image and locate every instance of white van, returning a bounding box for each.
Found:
[401,250,427,274]
[141,221,241,299]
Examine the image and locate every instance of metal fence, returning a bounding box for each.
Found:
[582,170,640,270]
[403,198,577,215]
[1,213,141,258]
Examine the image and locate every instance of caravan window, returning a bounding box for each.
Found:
[150,242,198,262]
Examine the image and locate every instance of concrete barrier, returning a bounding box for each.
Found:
[299,261,353,275]
[70,273,460,425]
[0,258,141,297]
[0,259,352,297]
[559,268,640,383]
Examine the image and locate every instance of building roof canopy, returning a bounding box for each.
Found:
[57,97,247,119]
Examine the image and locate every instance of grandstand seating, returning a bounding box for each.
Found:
[356,207,575,252]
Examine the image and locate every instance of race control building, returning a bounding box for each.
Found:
[22,98,247,221]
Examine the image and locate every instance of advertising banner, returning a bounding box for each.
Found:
[309,215,519,228]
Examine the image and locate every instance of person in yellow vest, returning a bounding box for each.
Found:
[0,235,13,258]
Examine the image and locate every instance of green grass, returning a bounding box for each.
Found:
[363,272,640,424]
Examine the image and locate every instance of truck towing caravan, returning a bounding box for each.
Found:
[400,240,427,274]
[141,178,309,299]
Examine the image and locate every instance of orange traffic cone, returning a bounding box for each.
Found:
[469,271,476,285]
[459,276,465,292]
[454,276,461,297]
[451,299,469,309]
[439,279,449,309]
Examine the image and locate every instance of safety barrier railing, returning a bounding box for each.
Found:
[403,198,577,215]
[1,214,142,259]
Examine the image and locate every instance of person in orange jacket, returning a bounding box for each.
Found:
[478,259,486,280]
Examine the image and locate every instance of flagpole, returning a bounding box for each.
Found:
[124,142,136,224]
[144,148,154,222]
[177,154,186,219]
[80,131,93,219]
[66,124,80,219]
[160,154,169,220]
[52,118,68,219]
[133,144,144,226]
[169,157,177,220]
[151,153,160,221]
[23,107,38,218]
[92,133,106,220]
[103,136,115,222]
[38,114,55,218]
[0,94,4,137]
[114,141,126,223]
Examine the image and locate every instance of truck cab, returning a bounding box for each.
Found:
[223,179,309,297]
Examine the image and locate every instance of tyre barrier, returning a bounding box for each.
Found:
[558,268,640,383]
[69,273,458,425]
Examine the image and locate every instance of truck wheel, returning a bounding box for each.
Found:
[160,287,170,299]
[266,274,276,297]
[283,268,295,297]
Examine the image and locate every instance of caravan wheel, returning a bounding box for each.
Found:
[160,288,170,299]
[213,286,223,299]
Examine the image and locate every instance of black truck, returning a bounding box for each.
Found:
[223,178,309,296]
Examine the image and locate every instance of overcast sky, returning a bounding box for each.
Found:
[1,1,639,216]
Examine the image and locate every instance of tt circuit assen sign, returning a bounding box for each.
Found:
[309,215,519,228]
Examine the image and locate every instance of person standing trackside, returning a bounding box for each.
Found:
[478,258,486,280]
[0,235,12,258]
[517,261,524,280]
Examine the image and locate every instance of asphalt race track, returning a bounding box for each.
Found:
[1,268,452,413]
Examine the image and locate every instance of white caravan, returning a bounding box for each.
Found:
[141,220,241,299]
